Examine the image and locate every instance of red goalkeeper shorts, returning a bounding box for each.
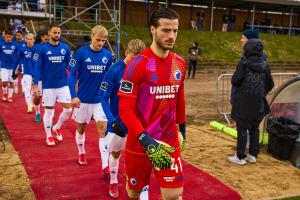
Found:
[125,147,184,191]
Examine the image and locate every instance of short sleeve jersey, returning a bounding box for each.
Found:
[33,41,72,89]
[119,48,186,153]
[0,41,18,69]
[68,45,112,103]
[16,44,37,76]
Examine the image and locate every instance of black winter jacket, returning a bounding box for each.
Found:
[231,39,274,129]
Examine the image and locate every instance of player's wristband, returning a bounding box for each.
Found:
[138,131,154,148]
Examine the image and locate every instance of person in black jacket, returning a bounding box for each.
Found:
[229,39,274,165]
[187,41,201,78]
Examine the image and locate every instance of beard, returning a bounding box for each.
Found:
[155,37,174,51]
[51,36,60,42]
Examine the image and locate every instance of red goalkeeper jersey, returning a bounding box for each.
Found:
[118,48,186,154]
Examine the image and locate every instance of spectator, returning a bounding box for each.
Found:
[188,41,201,79]
[229,38,274,165]
[190,20,197,30]
[222,11,229,32]
[15,0,22,13]
[228,11,236,32]
[7,1,14,11]
[197,9,205,31]
[38,0,46,11]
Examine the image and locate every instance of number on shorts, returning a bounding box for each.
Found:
[171,157,182,173]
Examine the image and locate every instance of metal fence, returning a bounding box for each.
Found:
[217,72,299,125]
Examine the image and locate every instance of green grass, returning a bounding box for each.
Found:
[64,22,300,64]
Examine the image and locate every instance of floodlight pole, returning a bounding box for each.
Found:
[251,4,255,29]
[210,0,214,32]
[289,8,293,36]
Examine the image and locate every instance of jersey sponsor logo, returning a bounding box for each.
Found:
[69,59,76,67]
[100,82,108,91]
[120,80,133,93]
[61,48,66,55]
[46,50,52,55]
[87,65,107,73]
[163,176,175,182]
[2,49,14,54]
[174,70,181,80]
[85,57,91,62]
[149,85,179,99]
[48,56,65,63]
[102,57,108,64]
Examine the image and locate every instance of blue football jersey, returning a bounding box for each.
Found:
[0,41,18,69]
[68,45,112,103]
[100,60,127,133]
[15,44,37,76]
[33,41,72,89]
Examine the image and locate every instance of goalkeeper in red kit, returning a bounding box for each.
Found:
[118,7,186,200]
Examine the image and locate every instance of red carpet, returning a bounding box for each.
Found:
[0,91,241,200]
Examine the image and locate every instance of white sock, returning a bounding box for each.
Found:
[140,185,149,200]
[8,88,14,98]
[2,86,7,95]
[99,138,109,169]
[109,154,120,184]
[75,131,85,154]
[34,104,40,114]
[54,108,72,129]
[43,109,54,138]
[24,86,32,108]
[21,77,25,92]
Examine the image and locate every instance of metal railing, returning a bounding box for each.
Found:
[0,1,120,24]
[216,72,299,125]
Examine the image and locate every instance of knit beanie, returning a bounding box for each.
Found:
[243,29,259,39]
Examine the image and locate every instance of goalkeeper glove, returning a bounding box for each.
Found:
[111,121,126,137]
[138,131,175,170]
[179,123,186,152]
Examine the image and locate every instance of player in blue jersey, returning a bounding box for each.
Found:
[33,23,72,146]
[68,25,112,176]
[0,30,18,102]
[32,30,49,122]
[100,39,148,199]
[13,30,26,94]
[13,33,36,113]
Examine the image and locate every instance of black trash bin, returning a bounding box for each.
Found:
[266,117,300,160]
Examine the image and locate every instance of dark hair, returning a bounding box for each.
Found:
[194,41,198,47]
[5,30,13,36]
[15,30,23,35]
[35,29,48,44]
[149,8,179,37]
[48,23,61,31]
